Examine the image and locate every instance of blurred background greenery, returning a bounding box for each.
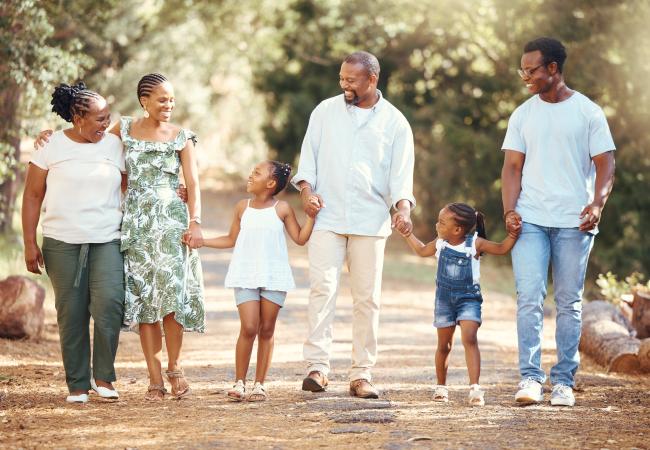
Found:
[1,0,649,281]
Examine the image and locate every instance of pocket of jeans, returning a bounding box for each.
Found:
[443,257,469,280]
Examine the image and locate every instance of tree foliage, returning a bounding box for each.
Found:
[252,0,650,276]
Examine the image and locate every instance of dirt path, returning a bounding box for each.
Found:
[1,190,649,449]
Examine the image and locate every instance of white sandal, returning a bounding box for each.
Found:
[227,380,246,401]
[247,382,267,402]
[468,384,485,406]
[433,385,449,402]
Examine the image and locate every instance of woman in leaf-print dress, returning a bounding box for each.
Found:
[108,73,205,401]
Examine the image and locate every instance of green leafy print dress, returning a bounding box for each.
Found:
[120,117,205,333]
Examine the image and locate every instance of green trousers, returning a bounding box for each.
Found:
[42,237,125,392]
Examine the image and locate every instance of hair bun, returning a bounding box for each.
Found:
[51,82,88,122]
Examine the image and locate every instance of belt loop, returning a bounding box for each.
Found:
[73,243,90,287]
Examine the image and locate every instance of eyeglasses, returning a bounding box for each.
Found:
[517,63,545,79]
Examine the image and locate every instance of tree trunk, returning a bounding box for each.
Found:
[580,300,640,373]
[632,290,650,339]
[0,81,21,234]
[638,338,650,372]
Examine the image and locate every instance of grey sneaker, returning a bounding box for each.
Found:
[515,377,543,404]
[550,384,575,406]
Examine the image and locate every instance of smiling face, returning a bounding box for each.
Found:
[246,162,276,194]
[520,50,558,95]
[73,96,110,143]
[339,61,377,106]
[141,81,175,122]
[435,207,463,242]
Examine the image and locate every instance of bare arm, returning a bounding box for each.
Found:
[501,150,524,231]
[179,138,203,247]
[279,201,315,246]
[475,234,518,256]
[201,200,245,249]
[404,233,437,257]
[22,164,47,274]
[579,151,615,231]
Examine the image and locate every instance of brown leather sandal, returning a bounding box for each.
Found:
[144,384,167,401]
[165,369,191,399]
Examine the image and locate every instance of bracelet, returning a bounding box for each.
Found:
[503,209,516,220]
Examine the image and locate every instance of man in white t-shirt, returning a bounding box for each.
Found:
[501,37,616,407]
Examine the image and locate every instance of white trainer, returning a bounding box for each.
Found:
[90,379,119,399]
[515,377,543,404]
[468,384,485,406]
[550,384,575,406]
[66,393,89,403]
[432,385,449,402]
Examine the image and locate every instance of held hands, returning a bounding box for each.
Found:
[504,210,522,238]
[182,223,204,249]
[34,130,53,150]
[301,188,324,218]
[579,203,602,232]
[392,208,413,237]
[24,243,44,274]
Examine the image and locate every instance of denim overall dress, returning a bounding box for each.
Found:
[434,234,483,328]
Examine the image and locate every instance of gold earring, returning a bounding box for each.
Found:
[78,127,83,135]
[143,108,150,118]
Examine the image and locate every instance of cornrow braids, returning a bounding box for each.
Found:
[446,202,488,241]
[51,82,101,123]
[137,73,168,106]
[268,160,292,195]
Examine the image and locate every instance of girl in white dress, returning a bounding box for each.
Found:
[197,161,314,401]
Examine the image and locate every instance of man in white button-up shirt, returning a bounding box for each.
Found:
[292,51,415,399]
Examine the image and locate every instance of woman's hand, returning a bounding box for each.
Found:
[25,243,44,274]
[183,222,204,249]
[34,130,53,150]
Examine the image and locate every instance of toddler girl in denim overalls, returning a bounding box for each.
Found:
[400,202,520,406]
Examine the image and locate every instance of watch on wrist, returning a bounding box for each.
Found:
[190,216,201,225]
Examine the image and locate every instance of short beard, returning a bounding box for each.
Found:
[343,91,360,105]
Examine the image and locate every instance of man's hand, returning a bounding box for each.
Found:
[176,184,188,203]
[300,186,324,218]
[34,130,53,150]
[25,243,44,274]
[504,210,522,236]
[579,203,602,232]
[392,201,413,236]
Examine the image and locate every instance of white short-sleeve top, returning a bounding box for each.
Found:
[224,200,295,291]
[30,130,125,244]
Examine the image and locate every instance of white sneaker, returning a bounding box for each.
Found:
[515,377,543,404]
[66,393,89,403]
[90,379,119,399]
[550,384,575,406]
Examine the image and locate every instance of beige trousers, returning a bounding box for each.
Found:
[303,230,387,381]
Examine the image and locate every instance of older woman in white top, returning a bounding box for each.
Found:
[22,83,125,403]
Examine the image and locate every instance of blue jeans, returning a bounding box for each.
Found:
[511,222,594,387]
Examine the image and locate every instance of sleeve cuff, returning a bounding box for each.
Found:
[290,174,315,191]
[392,195,416,210]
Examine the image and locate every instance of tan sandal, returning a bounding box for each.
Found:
[165,369,191,399]
[248,382,267,402]
[144,384,167,401]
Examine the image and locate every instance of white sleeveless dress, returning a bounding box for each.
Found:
[224,201,295,291]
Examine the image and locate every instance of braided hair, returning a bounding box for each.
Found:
[446,202,487,241]
[50,82,101,123]
[268,161,292,195]
[137,73,168,106]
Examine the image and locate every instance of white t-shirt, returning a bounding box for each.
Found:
[501,91,616,230]
[30,130,125,244]
[435,233,480,284]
